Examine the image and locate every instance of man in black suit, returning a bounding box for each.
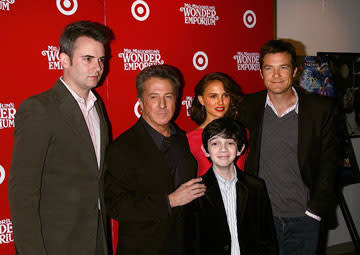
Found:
[238,40,339,255]
[104,65,206,255]
[9,21,112,255]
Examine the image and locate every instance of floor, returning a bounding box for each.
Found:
[326,242,358,255]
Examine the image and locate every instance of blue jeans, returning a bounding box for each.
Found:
[274,216,320,255]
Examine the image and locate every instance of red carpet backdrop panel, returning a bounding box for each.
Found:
[0,0,272,253]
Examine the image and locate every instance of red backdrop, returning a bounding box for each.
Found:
[0,0,272,253]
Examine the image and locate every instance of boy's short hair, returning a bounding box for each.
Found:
[202,118,248,156]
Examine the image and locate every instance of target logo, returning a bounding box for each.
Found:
[131,0,150,21]
[192,51,208,71]
[134,101,142,118]
[0,165,5,185]
[243,10,256,28]
[56,0,78,16]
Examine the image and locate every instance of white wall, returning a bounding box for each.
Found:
[277,0,360,246]
[277,0,360,56]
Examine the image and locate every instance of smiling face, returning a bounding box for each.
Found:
[260,52,297,97]
[202,135,241,170]
[60,36,105,98]
[198,80,230,124]
[139,77,176,134]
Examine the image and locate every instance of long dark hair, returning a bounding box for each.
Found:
[189,72,243,125]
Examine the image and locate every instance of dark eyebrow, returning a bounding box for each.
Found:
[208,136,218,142]
[81,55,95,58]
[81,55,106,61]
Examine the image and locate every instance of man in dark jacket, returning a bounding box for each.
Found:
[104,65,206,255]
[238,40,339,255]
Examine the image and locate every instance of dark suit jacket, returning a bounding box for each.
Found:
[192,167,277,255]
[238,88,339,222]
[9,79,110,255]
[104,119,197,255]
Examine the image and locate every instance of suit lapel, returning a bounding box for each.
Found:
[95,100,109,172]
[52,80,98,169]
[297,89,311,171]
[204,168,226,213]
[132,120,173,188]
[203,169,229,227]
[204,168,248,234]
[235,168,248,226]
[250,91,267,173]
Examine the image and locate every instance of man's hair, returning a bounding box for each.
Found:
[136,65,181,99]
[202,118,248,156]
[260,39,297,70]
[59,20,113,60]
[189,72,243,125]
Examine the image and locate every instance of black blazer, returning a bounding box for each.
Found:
[192,167,277,255]
[238,88,339,222]
[9,79,110,255]
[104,119,197,255]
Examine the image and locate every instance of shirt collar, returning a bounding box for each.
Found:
[213,165,238,186]
[265,87,298,117]
[60,77,97,107]
[140,117,176,150]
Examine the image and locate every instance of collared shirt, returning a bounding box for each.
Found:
[60,77,101,169]
[265,87,299,117]
[214,167,240,255]
[141,117,177,151]
[140,117,184,188]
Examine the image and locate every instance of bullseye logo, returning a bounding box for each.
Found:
[193,51,208,71]
[131,0,150,21]
[243,10,256,28]
[0,165,5,185]
[134,101,142,118]
[56,0,78,16]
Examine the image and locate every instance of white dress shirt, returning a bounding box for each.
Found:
[214,167,240,255]
[60,77,101,169]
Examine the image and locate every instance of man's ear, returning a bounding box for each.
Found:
[201,144,209,158]
[237,144,245,156]
[137,98,144,112]
[292,67,298,78]
[259,69,264,79]
[60,52,71,69]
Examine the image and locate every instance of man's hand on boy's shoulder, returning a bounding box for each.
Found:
[168,178,206,208]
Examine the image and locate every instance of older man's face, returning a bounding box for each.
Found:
[139,78,176,132]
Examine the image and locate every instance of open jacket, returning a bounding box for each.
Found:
[191,166,277,255]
